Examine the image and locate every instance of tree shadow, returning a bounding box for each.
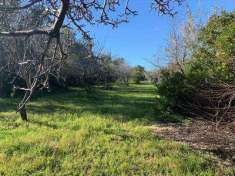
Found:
[30,88,156,122]
[0,98,17,112]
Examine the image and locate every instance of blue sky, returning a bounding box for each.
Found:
[87,0,235,70]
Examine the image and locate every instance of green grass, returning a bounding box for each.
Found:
[0,84,234,175]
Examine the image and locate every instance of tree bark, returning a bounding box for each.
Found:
[19,105,28,121]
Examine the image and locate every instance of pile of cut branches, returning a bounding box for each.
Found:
[181,83,235,127]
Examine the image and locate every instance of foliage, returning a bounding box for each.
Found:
[157,11,235,116]
[132,65,146,84]
[62,49,132,90]
[113,58,132,85]
[185,57,234,85]
[191,10,235,83]
[196,11,235,60]
[157,69,189,112]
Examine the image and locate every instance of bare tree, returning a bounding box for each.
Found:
[113,58,131,85]
[0,0,183,121]
[165,6,199,74]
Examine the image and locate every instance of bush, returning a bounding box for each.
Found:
[158,69,185,110]
[157,11,235,120]
[157,11,235,125]
[132,66,145,84]
[157,58,234,114]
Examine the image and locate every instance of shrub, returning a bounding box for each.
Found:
[157,11,235,121]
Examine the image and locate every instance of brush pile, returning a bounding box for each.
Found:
[182,83,235,126]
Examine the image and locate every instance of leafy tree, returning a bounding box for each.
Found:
[113,58,131,85]
[189,10,235,84]
[132,66,146,84]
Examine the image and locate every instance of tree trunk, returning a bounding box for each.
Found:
[104,76,108,90]
[19,105,28,121]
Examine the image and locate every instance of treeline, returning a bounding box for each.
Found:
[157,10,235,126]
[0,1,149,97]
[0,36,147,97]
[61,44,134,89]
[0,38,147,96]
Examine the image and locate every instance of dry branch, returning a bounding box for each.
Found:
[181,83,235,128]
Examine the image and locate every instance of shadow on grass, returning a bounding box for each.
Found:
[32,90,156,121]
[0,99,17,112]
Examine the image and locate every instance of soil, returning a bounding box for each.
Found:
[152,119,235,166]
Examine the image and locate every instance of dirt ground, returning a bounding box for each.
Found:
[152,119,235,166]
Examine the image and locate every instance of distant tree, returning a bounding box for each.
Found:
[145,70,160,84]
[62,40,97,88]
[113,58,131,85]
[165,7,199,74]
[98,53,114,89]
[132,66,145,84]
[62,44,132,90]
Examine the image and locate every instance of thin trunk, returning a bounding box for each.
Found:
[19,105,28,121]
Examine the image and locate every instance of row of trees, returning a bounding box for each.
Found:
[0,1,148,97]
[0,6,147,96]
[63,46,134,90]
[157,10,235,127]
[0,33,147,96]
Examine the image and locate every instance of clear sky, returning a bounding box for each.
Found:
[87,0,235,70]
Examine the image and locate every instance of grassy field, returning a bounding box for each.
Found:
[0,84,234,175]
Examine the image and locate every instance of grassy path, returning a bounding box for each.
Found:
[0,84,234,175]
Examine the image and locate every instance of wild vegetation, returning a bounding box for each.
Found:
[0,0,235,175]
[157,10,235,126]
